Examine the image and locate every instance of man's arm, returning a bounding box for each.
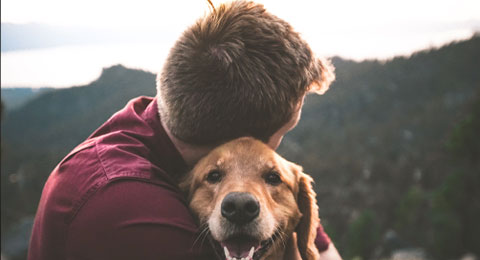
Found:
[315,224,342,259]
[319,243,342,260]
[66,180,215,260]
[284,233,342,260]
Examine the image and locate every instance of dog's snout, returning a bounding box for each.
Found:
[221,192,260,224]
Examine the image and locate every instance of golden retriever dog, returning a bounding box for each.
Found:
[180,137,320,260]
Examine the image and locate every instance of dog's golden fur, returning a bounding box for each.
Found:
[181,137,320,260]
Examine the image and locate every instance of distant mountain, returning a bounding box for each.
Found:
[2,64,156,157]
[1,88,53,111]
[281,35,480,178]
[277,35,480,259]
[1,36,479,260]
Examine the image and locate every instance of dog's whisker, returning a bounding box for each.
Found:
[199,226,212,249]
[281,233,288,249]
[199,231,210,249]
[191,224,210,249]
[270,234,278,251]
[191,230,205,249]
[275,230,287,250]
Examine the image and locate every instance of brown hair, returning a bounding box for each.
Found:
[157,0,334,145]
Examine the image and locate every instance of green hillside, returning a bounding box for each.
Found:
[277,35,480,259]
[1,36,479,260]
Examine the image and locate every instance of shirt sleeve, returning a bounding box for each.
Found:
[66,180,216,260]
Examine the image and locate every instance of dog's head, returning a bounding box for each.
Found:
[180,137,319,260]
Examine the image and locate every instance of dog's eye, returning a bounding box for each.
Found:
[206,170,223,184]
[265,171,282,185]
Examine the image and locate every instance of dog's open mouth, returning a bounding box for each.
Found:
[218,233,277,260]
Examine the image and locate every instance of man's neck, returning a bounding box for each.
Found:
[160,119,214,167]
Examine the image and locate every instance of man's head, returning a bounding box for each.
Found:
[157,0,334,146]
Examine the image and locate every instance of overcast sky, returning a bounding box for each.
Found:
[2,0,480,59]
[2,0,479,29]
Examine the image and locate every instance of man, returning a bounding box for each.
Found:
[28,1,340,259]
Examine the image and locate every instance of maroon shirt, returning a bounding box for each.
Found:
[28,96,330,260]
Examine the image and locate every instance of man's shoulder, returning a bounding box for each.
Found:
[43,127,179,221]
[33,143,206,259]
[70,179,196,233]
[54,133,157,180]
[87,96,185,182]
[48,95,182,210]
[60,139,207,258]
[93,131,160,180]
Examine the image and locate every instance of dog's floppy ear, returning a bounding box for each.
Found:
[293,164,320,260]
[179,170,196,200]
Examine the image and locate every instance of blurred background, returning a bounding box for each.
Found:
[1,0,479,259]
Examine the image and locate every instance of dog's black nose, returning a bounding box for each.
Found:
[221,192,260,224]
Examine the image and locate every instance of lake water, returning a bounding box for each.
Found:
[1,29,475,88]
[1,43,172,88]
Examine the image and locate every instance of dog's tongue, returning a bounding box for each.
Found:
[221,237,259,259]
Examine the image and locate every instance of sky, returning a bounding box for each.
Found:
[2,0,479,29]
[1,0,480,87]
[2,0,479,55]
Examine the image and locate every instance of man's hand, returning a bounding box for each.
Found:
[284,232,343,260]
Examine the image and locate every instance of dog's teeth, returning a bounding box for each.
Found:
[224,246,231,259]
[248,246,255,258]
[224,246,253,260]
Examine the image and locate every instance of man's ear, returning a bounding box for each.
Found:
[294,166,320,260]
